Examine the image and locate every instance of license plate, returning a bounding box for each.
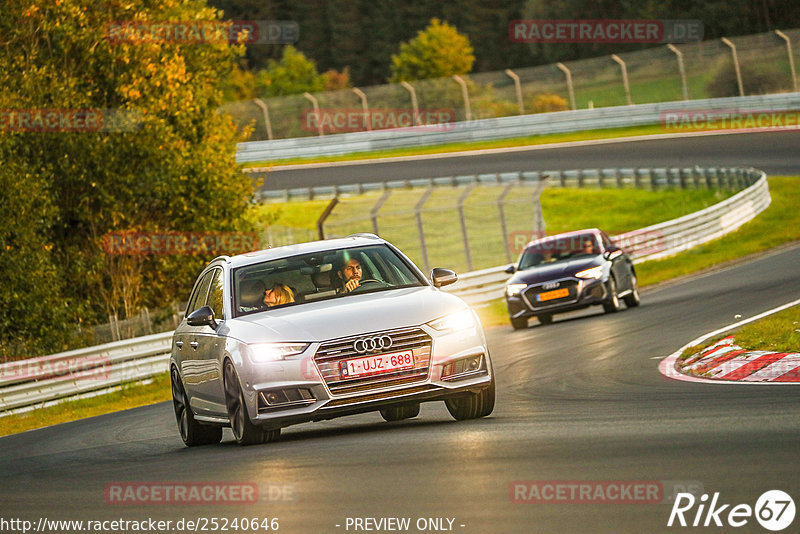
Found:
[536,288,569,301]
[339,350,415,378]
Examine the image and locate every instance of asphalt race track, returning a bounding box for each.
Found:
[2,243,799,533]
[257,130,800,191]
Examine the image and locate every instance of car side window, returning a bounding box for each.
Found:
[186,270,214,317]
[206,268,225,320]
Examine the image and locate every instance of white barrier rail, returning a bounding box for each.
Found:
[237,93,800,163]
[442,168,769,305]
[0,168,769,413]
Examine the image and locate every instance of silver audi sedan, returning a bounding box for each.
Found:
[170,234,495,446]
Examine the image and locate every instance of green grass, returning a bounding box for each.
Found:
[636,177,800,286]
[479,176,800,328]
[681,305,800,361]
[292,185,733,274]
[0,372,171,438]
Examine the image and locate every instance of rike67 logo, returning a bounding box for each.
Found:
[668,490,795,531]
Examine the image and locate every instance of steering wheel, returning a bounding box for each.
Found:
[349,279,390,293]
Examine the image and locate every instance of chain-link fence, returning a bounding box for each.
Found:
[307,167,746,275]
[220,29,800,141]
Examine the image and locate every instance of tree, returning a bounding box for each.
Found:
[0,0,256,356]
[390,18,475,82]
[256,45,325,97]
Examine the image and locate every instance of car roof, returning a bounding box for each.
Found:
[209,234,387,270]
[522,228,603,249]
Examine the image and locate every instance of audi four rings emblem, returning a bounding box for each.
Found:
[543,282,559,290]
[353,335,393,354]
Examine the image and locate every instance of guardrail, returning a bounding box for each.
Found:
[236,93,800,163]
[0,167,769,414]
[443,168,769,305]
[258,165,754,202]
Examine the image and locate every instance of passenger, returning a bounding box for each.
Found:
[264,283,294,307]
[337,257,362,293]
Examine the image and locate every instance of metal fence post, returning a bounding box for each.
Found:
[497,182,516,264]
[532,175,549,240]
[556,62,577,110]
[352,87,371,130]
[775,30,798,92]
[316,197,339,239]
[456,184,475,271]
[303,92,324,136]
[721,38,744,97]
[611,54,633,105]
[252,98,274,140]
[414,188,434,272]
[400,81,419,125]
[504,69,524,115]
[667,44,690,100]
[370,190,392,235]
[452,75,472,122]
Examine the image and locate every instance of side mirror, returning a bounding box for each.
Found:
[431,268,458,288]
[603,247,622,260]
[505,264,516,274]
[186,305,218,329]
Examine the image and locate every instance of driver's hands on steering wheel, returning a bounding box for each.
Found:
[344,278,360,293]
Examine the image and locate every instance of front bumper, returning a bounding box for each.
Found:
[506,277,608,319]
[240,324,493,429]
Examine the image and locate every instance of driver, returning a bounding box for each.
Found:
[337,257,362,293]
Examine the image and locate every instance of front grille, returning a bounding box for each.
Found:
[523,279,579,309]
[314,327,432,396]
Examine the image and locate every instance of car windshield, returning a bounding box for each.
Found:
[232,244,425,317]
[518,234,600,270]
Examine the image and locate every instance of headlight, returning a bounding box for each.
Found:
[249,342,310,362]
[428,309,477,332]
[506,284,527,297]
[575,266,604,279]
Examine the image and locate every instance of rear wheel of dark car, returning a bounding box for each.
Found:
[223,360,281,446]
[510,316,528,330]
[380,403,420,422]
[171,367,222,447]
[537,313,553,325]
[445,377,495,421]
[623,273,641,308]
[602,276,620,313]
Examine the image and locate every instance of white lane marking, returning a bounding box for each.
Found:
[260,128,796,171]
[658,297,800,385]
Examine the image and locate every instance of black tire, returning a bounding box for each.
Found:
[444,377,495,421]
[602,276,620,314]
[623,273,641,308]
[171,367,222,447]
[537,313,553,325]
[510,316,528,330]
[380,403,420,422]
[223,360,280,446]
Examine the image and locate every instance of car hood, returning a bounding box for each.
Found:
[227,286,466,343]
[510,256,604,285]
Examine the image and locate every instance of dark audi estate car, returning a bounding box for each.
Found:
[170,235,494,446]
[504,229,639,329]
